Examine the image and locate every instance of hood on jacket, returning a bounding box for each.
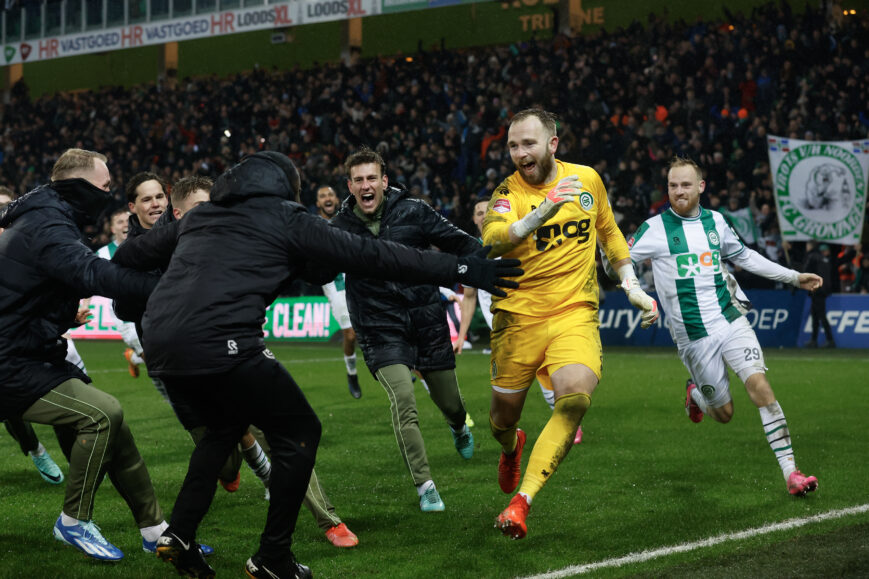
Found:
[0,185,76,229]
[51,177,114,227]
[211,152,300,205]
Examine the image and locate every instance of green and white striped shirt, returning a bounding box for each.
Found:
[96,240,119,260]
[628,208,747,344]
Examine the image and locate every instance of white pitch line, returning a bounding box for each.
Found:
[519,504,869,579]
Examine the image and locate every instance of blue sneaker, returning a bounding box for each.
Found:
[452,424,474,459]
[32,451,64,484]
[419,487,445,512]
[53,516,124,561]
[143,538,214,556]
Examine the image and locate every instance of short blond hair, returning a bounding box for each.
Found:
[668,156,703,181]
[510,108,559,138]
[50,148,107,181]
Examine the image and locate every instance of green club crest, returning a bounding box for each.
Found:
[707,230,719,246]
[579,192,594,210]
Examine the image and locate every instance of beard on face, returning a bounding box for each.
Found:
[522,153,555,186]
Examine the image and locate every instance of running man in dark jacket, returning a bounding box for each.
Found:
[113,151,520,579]
[0,148,168,562]
[331,147,482,513]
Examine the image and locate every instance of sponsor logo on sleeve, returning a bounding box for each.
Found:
[493,199,511,214]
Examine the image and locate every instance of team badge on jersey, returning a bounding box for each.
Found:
[707,230,720,246]
[579,191,594,210]
[493,199,511,214]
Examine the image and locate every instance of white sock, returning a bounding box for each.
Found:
[29,442,47,458]
[416,480,435,497]
[131,352,145,365]
[65,340,86,373]
[60,513,80,526]
[690,387,709,413]
[539,383,555,410]
[140,521,169,542]
[758,401,796,479]
[518,492,532,505]
[344,354,357,375]
[242,440,271,485]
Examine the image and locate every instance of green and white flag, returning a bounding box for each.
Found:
[768,136,869,243]
[719,206,758,245]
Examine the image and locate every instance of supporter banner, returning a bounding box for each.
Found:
[797,294,869,348]
[69,295,341,342]
[768,135,869,244]
[1,1,378,65]
[600,289,808,349]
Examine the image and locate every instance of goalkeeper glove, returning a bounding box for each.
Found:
[456,245,523,298]
[618,264,659,329]
[510,175,584,240]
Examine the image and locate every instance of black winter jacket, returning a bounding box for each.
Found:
[0,185,158,419]
[330,187,480,374]
[113,153,467,377]
[111,208,175,330]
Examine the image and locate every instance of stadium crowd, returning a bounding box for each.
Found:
[0,1,867,287]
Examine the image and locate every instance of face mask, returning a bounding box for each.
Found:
[52,178,113,226]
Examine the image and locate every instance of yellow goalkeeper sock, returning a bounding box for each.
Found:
[518,392,590,500]
[489,414,518,454]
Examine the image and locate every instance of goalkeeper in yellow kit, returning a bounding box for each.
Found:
[483,109,659,539]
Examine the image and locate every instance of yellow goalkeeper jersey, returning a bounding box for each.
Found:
[482,160,629,318]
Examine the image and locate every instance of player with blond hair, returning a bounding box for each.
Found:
[628,156,820,497]
[483,109,658,539]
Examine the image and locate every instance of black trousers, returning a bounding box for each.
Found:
[162,350,321,563]
[4,416,76,460]
[4,417,39,455]
[810,293,834,342]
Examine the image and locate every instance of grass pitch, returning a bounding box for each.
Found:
[1,341,867,578]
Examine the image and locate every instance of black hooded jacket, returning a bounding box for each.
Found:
[330,186,480,373]
[0,184,159,419]
[113,153,466,377]
[111,206,175,329]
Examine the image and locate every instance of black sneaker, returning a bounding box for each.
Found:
[245,554,312,579]
[347,374,362,399]
[155,531,216,579]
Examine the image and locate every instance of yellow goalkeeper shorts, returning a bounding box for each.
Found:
[489,305,602,393]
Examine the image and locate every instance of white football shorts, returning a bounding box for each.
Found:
[677,316,767,409]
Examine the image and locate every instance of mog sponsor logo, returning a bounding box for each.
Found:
[535,219,590,252]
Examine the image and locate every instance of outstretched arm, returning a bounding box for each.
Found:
[288,209,522,297]
[454,286,478,354]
